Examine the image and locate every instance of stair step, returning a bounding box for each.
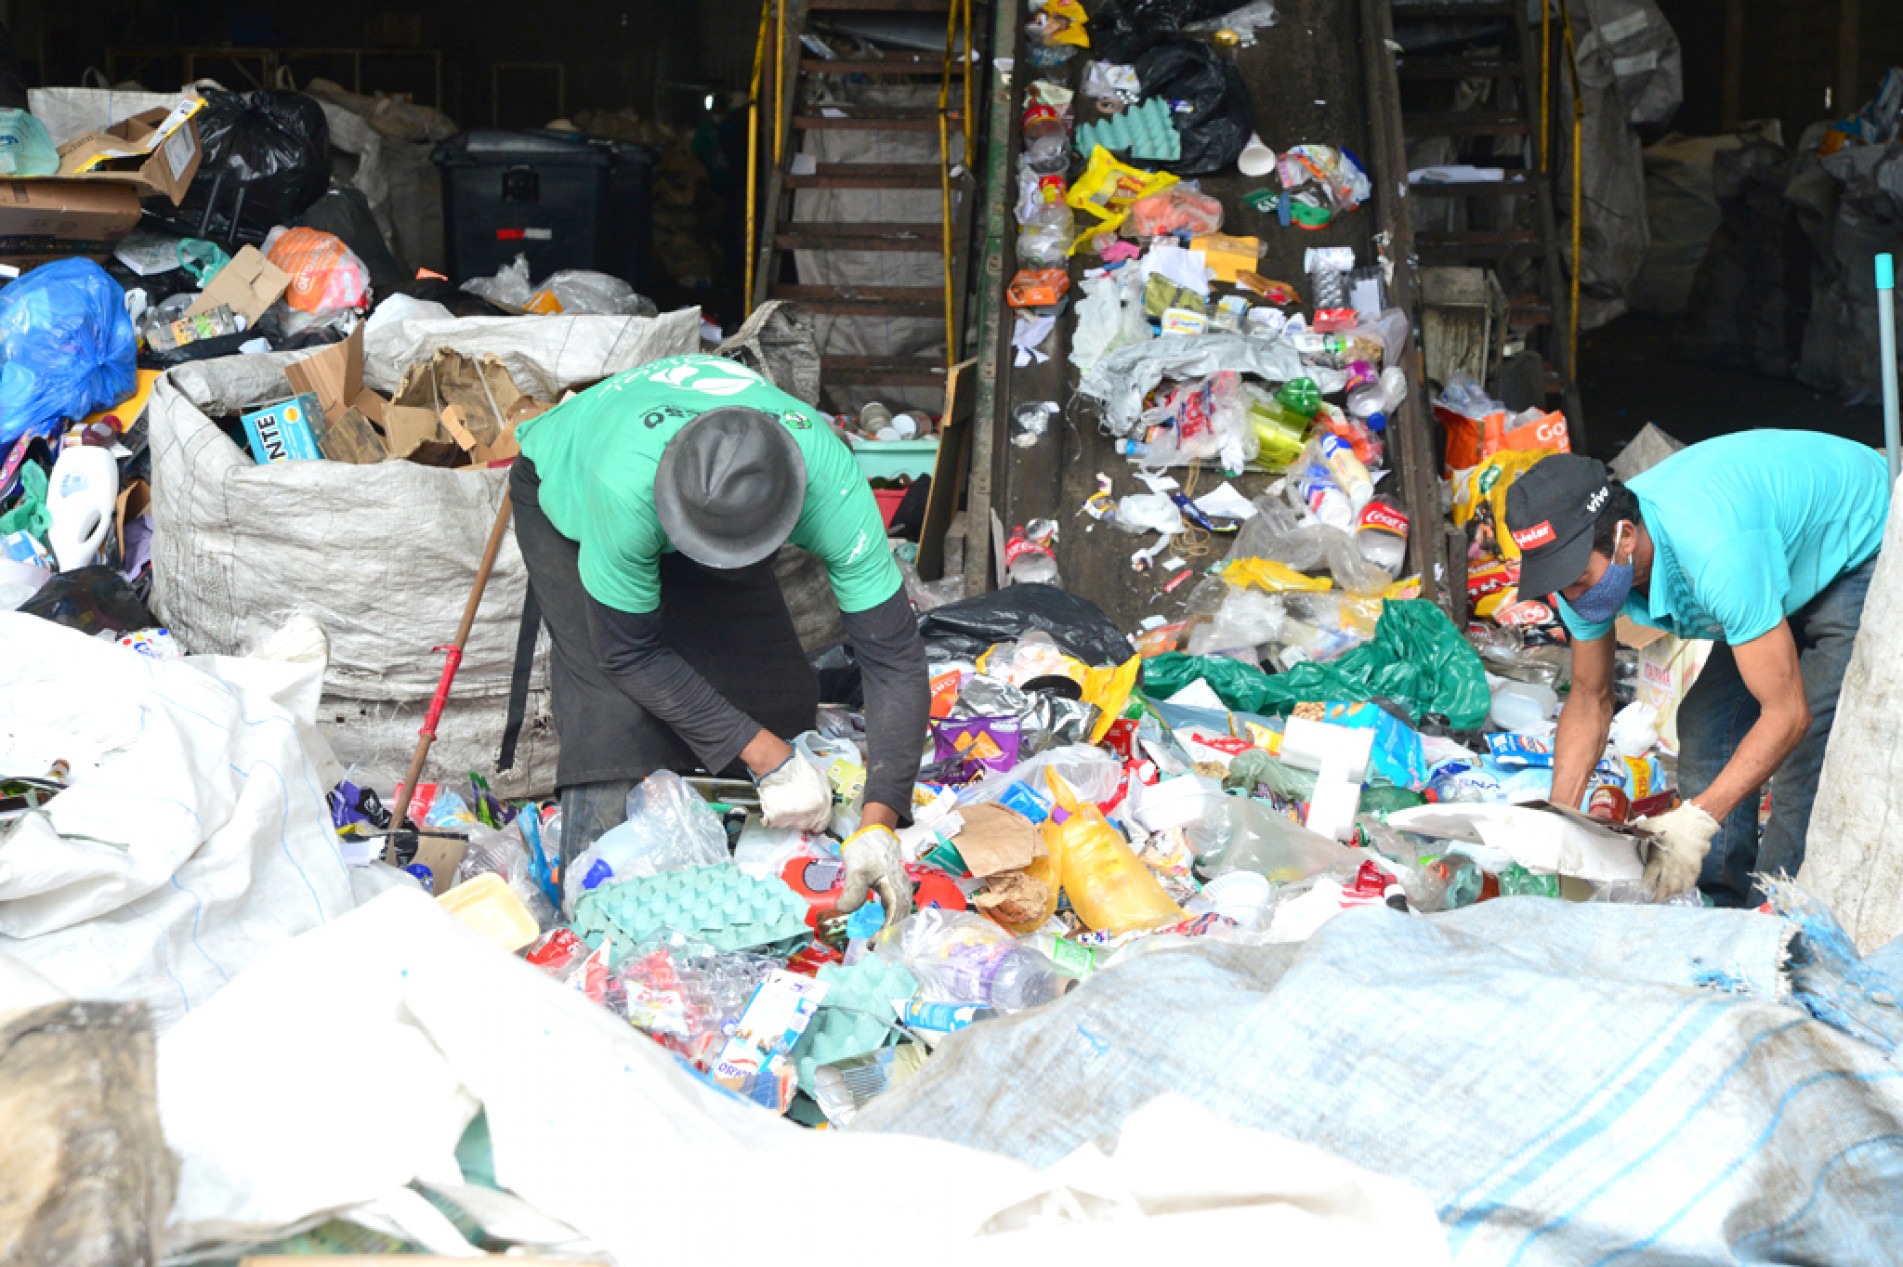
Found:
[801,54,966,76]
[1398,55,1522,79]
[1390,2,1516,18]
[1405,111,1532,137]
[770,284,942,317]
[810,0,957,9]
[784,163,944,189]
[826,354,949,387]
[1506,294,1553,326]
[776,221,945,252]
[1409,175,1535,197]
[794,108,962,132]
[1417,228,1543,259]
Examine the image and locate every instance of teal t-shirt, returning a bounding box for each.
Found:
[1557,431,1889,645]
[516,354,900,615]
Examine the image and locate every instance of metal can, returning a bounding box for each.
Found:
[1588,783,1630,824]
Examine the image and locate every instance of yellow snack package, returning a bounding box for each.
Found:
[1080,655,1140,744]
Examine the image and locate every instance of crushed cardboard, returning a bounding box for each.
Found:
[0,180,142,264]
[54,101,203,205]
[951,804,1042,877]
[288,330,539,469]
[185,246,289,324]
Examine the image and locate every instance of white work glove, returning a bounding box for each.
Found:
[838,824,914,927]
[1636,801,1720,899]
[756,753,833,833]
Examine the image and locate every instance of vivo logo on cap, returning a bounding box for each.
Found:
[1585,485,1609,514]
[1512,520,1557,550]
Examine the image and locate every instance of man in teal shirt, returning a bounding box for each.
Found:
[1503,432,1889,906]
[512,354,926,922]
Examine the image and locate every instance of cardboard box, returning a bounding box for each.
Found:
[185,245,289,323]
[54,101,204,205]
[1637,634,1712,756]
[0,179,142,263]
[240,395,325,465]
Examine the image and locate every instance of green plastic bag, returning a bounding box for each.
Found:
[1143,599,1490,727]
[0,460,50,544]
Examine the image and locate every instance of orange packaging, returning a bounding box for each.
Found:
[1436,402,1570,476]
[928,669,963,719]
[1007,268,1071,307]
[265,226,368,316]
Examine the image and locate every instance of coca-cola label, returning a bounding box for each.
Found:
[1358,501,1408,537]
[1496,599,1556,627]
[1004,534,1053,565]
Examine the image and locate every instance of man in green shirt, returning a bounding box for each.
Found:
[512,353,926,923]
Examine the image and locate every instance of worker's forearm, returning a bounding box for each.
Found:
[1551,690,1614,808]
[840,589,930,820]
[1687,705,1809,822]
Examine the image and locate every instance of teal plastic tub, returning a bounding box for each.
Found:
[851,438,939,482]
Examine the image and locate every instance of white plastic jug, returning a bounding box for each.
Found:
[45,446,118,572]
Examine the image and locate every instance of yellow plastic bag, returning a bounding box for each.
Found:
[1066,147,1177,223]
[1220,558,1334,593]
[1081,655,1140,744]
[1044,774,1185,934]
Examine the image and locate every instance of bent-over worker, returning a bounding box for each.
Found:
[511,353,927,923]
[1502,432,1888,907]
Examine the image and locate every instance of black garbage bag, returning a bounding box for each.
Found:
[19,567,155,639]
[163,90,330,243]
[1136,39,1254,176]
[1092,0,1237,62]
[918,584,1134,666]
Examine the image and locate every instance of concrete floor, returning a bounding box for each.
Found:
[1574,315,1888,462]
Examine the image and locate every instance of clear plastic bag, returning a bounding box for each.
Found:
[1189,795,1359,882]
[563,770,729,907]
[1226,499,1392,595]
[460,253,535,308]
[533,270,659,317]
[1068,268,1151,373]
[458,821,560,931]
[1186,587,1285,656]
[877,907,1069,1011]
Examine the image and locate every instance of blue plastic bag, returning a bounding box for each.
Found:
[0,259,136,447]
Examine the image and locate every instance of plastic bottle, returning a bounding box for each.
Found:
[1428,854,1485,910]
[45,445,119,572]
[1317,433,1374,510]
[1355,496,1408,575]
[1324,403,1383,466]
[1004,520,1061,586]
[925,939,1072,1011]
[1290,462,1355,530]
[1024,930,1101,978]
[1489,678,1559,732]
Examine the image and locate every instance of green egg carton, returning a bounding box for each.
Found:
[572,864,811,961]
[1074,98,1180,163]
[792,955,920,1094]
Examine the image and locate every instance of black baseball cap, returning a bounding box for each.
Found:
[1503,454,1618,599]
[655,407,807,569]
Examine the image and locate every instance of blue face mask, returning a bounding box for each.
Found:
[1569,558,1633,622]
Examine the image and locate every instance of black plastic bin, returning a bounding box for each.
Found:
[433,129,655,293]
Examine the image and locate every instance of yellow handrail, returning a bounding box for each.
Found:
[938,0,971,370]
[744,0,771,316]
[1555,0,1584,376]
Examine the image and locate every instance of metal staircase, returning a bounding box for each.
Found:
[746,0,984,405]
[1390,0,1585,431]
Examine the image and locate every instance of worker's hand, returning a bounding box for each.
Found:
[1636,800,1720,899]
[755,753,834,833]
[838,824,914,927]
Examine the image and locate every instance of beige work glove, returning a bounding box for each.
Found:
[1636,801,1720,899]
[838,824,913,927]
[755,753,833,833]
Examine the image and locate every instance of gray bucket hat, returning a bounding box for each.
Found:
[654,406,807,569]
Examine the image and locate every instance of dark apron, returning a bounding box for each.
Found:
[509,458,820,789]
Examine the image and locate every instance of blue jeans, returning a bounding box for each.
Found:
[1675,556,1876,907]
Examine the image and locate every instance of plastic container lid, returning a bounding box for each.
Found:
[1201,869,1274,912]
